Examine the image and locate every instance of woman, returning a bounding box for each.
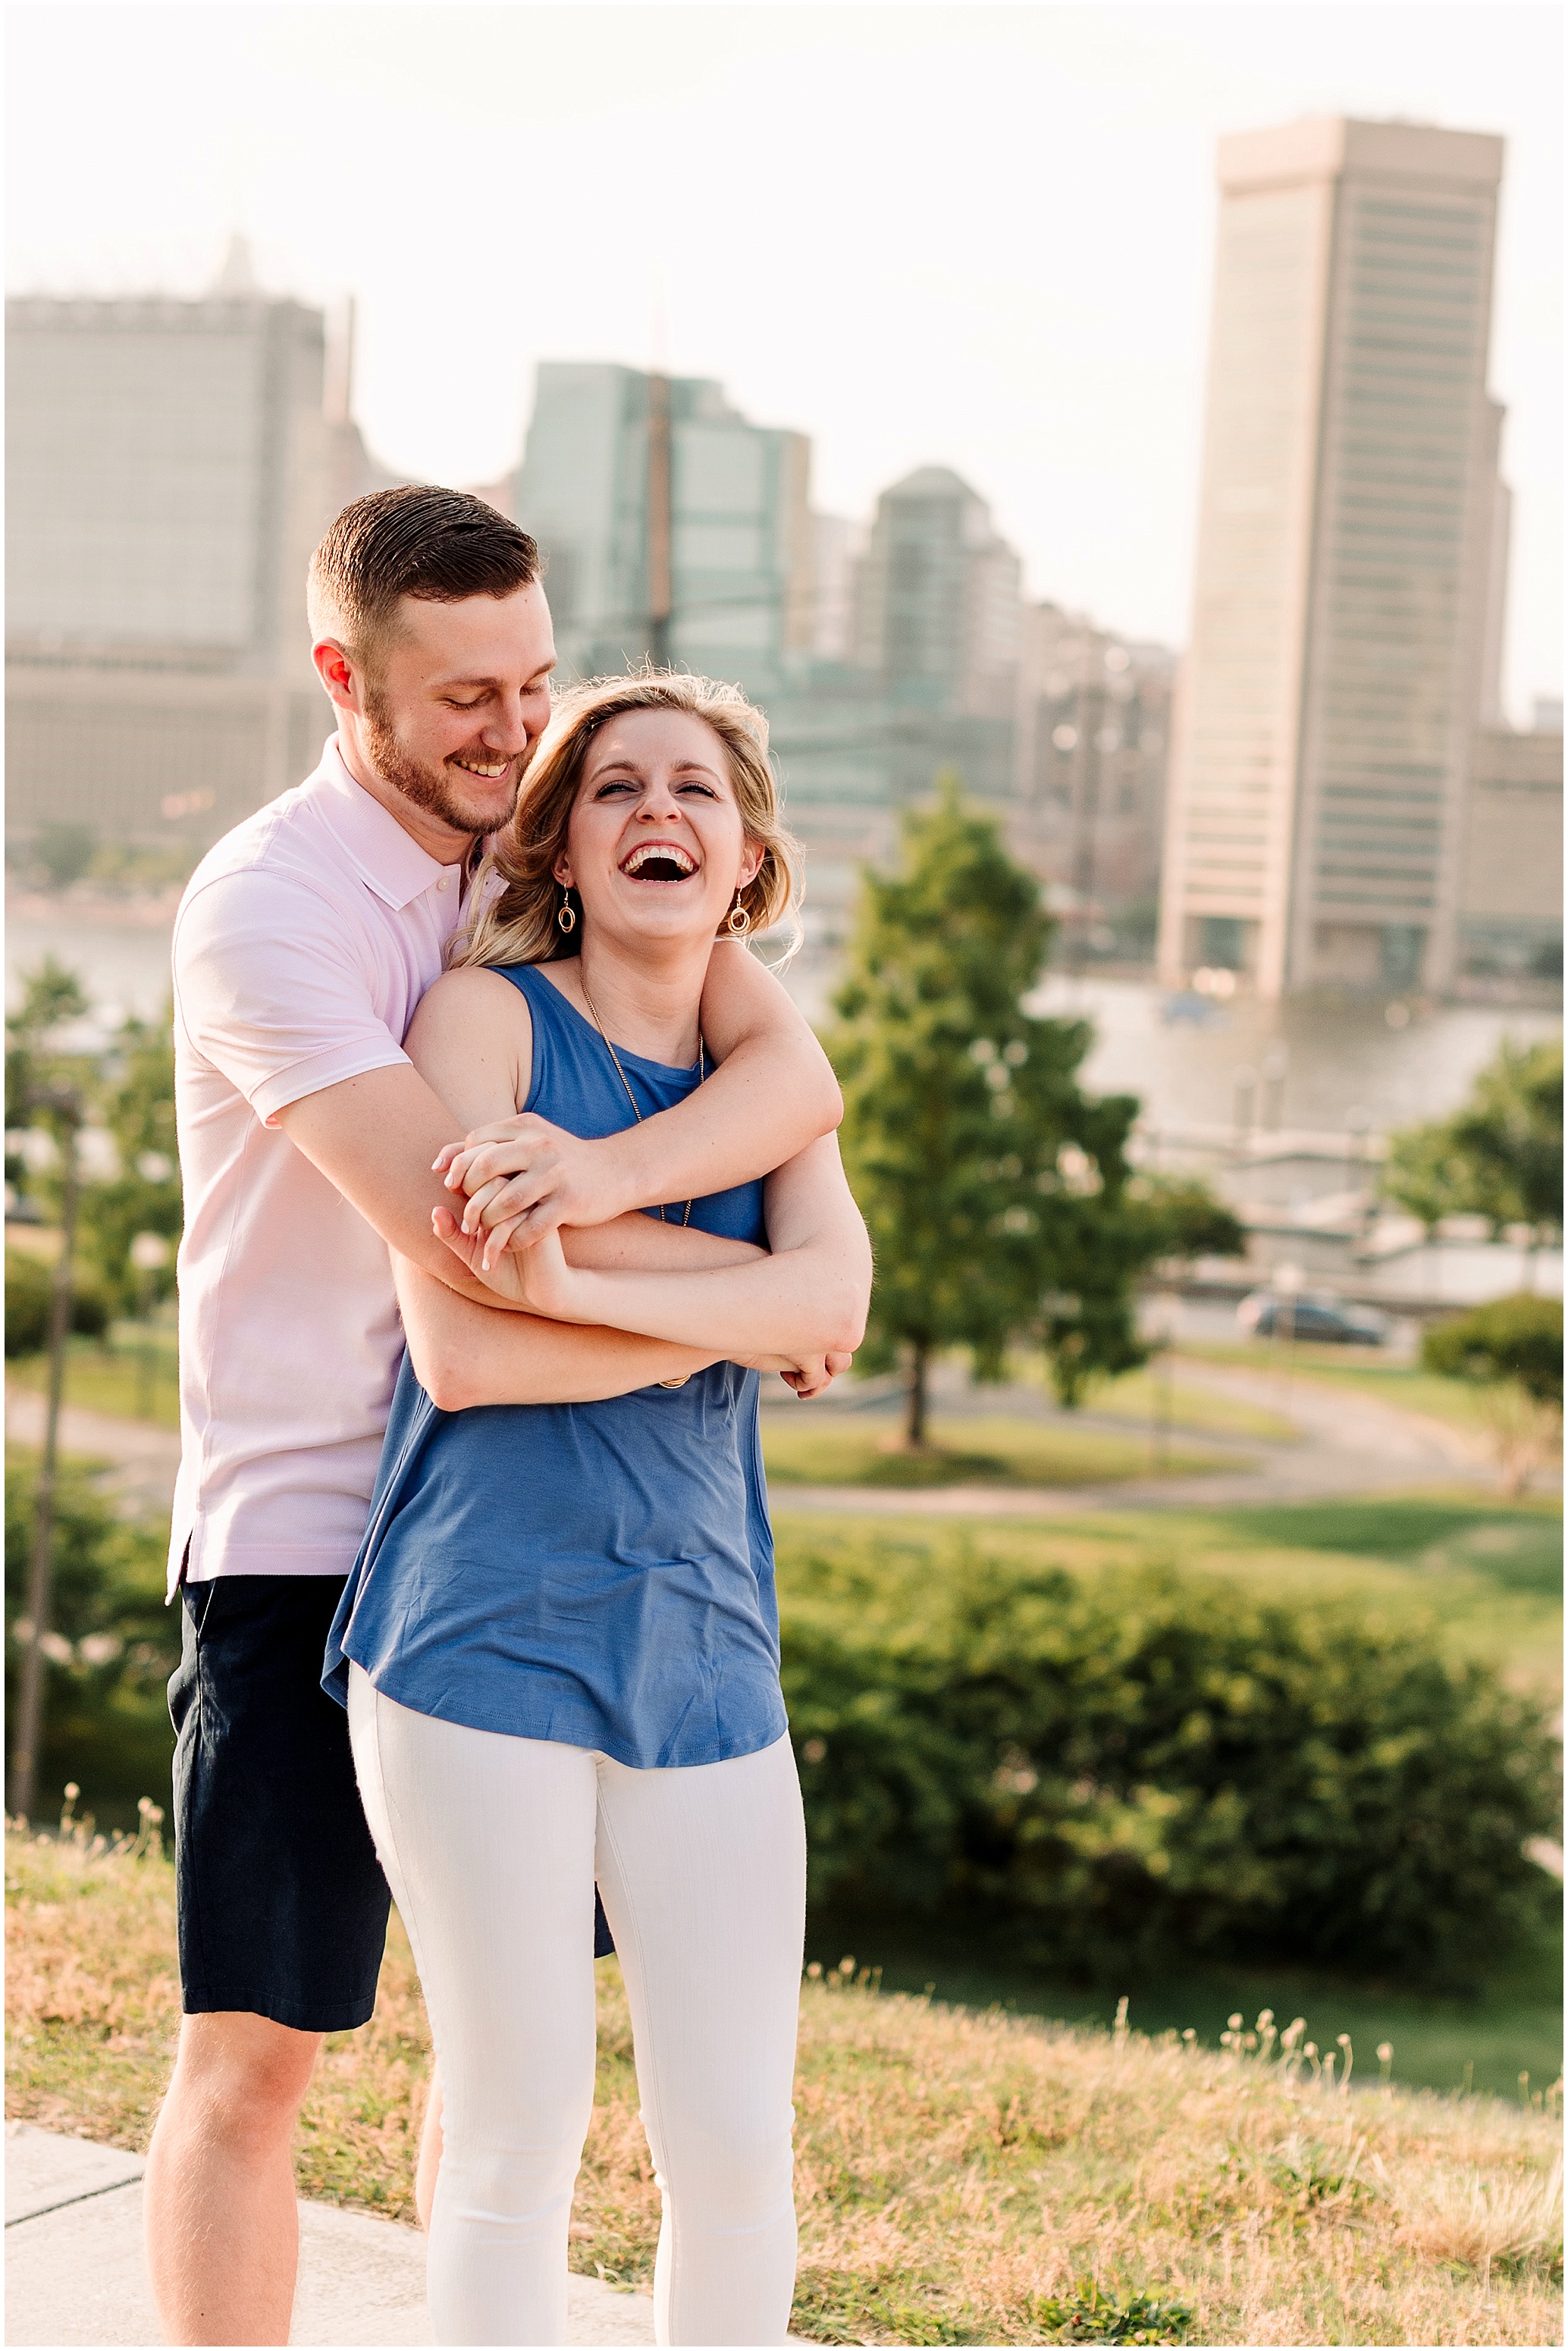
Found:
[325,671,871,2348]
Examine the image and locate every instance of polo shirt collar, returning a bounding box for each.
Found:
[314,737,456,911]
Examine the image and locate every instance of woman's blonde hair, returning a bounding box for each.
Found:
[452,669,803,973]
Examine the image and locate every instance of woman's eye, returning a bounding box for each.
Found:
[676,782,718,798]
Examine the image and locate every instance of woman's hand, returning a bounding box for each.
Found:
[430,1204,587,1320]
[782,1349,855,1400]
[732,1347,855,1400]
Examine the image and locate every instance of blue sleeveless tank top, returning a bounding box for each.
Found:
[322,962,786,1770]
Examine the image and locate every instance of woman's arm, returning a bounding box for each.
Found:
[437,945,842,1252]
[433,1134,871,1373]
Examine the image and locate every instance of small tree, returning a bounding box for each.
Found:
[1423,1294,1563,1497]
[1385,1039,1563,1255]
[832,779,1159,1442]
[5,964,181,1315]
[5,959,93,1213]
[82,1007,182,1315]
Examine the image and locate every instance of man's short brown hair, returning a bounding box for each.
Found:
[308,486,541,666]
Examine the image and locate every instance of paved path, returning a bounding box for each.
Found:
[10,1355,1504,1528]
[4,1386,182,1519]
[773,1356,1497,1518]
[4,2124,657,2347]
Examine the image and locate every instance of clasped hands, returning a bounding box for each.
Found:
[430,1113,850,1398]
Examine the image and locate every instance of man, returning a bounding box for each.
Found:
[143,486,842,2346]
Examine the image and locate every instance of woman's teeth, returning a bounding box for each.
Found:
[622,844,697,879]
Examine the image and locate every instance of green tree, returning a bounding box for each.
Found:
[82,1007,181,1314]
[6,956,92,1130]
[1121,1174,1246,1266]
[1385,1039,1563,1243]
[5,963,181,1312]
[831,779,1158,1440]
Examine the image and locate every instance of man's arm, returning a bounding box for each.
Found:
[437,944,842,1251]
[275,967,771,1302]
[395,1256,719,1412]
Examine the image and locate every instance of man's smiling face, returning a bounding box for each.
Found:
[359,585,557,842]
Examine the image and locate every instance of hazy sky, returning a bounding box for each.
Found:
[7,3,1562,714]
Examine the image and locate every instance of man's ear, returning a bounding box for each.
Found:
[312,638,359,711]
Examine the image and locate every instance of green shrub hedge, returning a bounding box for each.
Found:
[5,1456,177,1828]
[1422,1292,1563,1407]
[778,1538,1560,1986]
[5,1248,111,1356]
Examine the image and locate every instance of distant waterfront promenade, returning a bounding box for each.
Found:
[11,896,1557,1143]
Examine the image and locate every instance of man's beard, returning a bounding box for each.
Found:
[362,685,528,836]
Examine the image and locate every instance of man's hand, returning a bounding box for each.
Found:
[434,1116,632,1267]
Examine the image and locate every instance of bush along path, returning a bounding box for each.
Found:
[6,1829,1563,2346]
[779,1543,1559,1993]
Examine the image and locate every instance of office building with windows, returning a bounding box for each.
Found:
[513,363,813,688]
[762,465,1023,939]
[1015,602,1175,957]
[1457,719,1563,984]
[513,377,1027,948]
[6,249,391,858]
[1157,117,1509,997]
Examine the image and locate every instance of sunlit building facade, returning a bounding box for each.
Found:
[1015,602,1175,958]
[1157,118,1508,997]
[513,363,813,688]
[1457,723,1563,984]
[5,251,390,856]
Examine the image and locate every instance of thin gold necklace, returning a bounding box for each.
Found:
[579,978,704,1227]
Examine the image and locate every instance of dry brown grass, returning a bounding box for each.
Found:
[7,1828,1562,2345]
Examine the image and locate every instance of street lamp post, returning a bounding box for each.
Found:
[8,1087,83,1823]
[1273,1259,1303,1403]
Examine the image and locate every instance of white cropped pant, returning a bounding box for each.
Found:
[347,1668,807,2347]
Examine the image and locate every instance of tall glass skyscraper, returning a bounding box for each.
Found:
[512,363,813,688]
[1157,118,1508,998]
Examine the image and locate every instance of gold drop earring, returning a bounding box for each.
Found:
[557,886,577,935]
[726,889,751,936]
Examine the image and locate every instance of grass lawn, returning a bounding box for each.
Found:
[7,1331,180,1431]
[8,1829,1561,2346]
[762,1412,1235,1488]
[804,1898,1563,2106]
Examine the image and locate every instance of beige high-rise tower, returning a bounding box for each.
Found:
[1157,118,1507,998]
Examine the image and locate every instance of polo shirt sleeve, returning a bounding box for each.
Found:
[174,869,410,1127]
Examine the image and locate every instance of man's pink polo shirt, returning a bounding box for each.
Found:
[168,738,465,1596]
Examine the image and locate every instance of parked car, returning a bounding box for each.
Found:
[1237,1290,1389,1346]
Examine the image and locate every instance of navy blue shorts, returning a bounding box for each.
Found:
[170,1575,393,2033]
[169,1572,616,2033]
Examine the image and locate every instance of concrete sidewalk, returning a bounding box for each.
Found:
[5,2124,656,2347]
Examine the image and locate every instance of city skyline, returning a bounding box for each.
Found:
[5,5,1560,719]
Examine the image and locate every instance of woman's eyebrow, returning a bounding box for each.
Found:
[588,759,724,784]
